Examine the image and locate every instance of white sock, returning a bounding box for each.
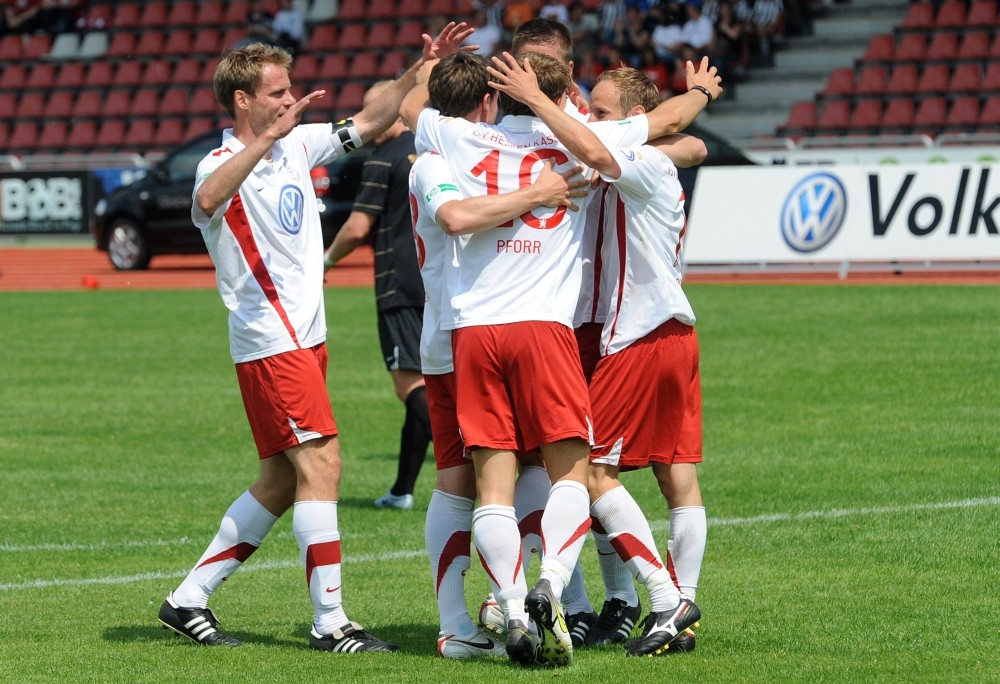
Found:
[293,501,348,634]
[514,465,549,575]
[668,505,707,599]
[593,524,639,606]
[591,486,679,612]
[426,489,476,636]
[561,560,594,614]
[172,490,277,608]
[538,480,591,599]
[473,504,528,624]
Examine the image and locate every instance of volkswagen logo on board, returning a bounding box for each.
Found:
[780,172,847,253]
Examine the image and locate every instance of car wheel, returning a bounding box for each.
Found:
[107,218,151,271]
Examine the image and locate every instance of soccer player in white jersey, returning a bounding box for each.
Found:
[157,24,474,653]
[412,149,587,658]
[487,55,716,656]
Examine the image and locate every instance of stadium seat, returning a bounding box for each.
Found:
[94,120,127,149]
[899,1,935,31]
[23,34,52,60]
[291,53,321,83]
[81,3,112,27]
[318,54,349,83]
[983,62,1000,92]
[957,32,990,61]
[307,0,338,23]
[196,0,225,25]
[992,34,1000,59]
[106,31,137,58]
[861,34,895,63]
[966,0,998,27]
[46,32,80,60]
[65,119,97,150]
[54,61,86,89]
[156,118,187,147]
[885,64,920,95]
[0,64,26,90]
[337,25,368,52]
[162,29,195,56]
[124,118,158,148]
[397,21,428,48]
[0,34,22,61]
[138,1,169,27]
[44,90,74,118]
[336,1,369,20]
[367,22,397,49]
[9,121,39,152]
[103,90,133,118]
[37,120,68,151]
[221,28,248,50]
[895,34,927,62]
[348,52,380,80]
[172,58,203,85]
[369,1,398,19]
[27,63,56,89]
[113,61,144,87]
[0,93,16,120]
[166,1,199,27]
[881,98,915,132]
[159,86,192,116]
[130,88,163,118]
[191,28,224,56]
[815,100,850,135]
[925,32,958,61]
[14,92,46,119]
[820,67,855,98]
[77,31,108,59]
[201,57,223,83]
[310,25,339,51]
[916,64,950,95]
[334,83,366,113]
[142,59,174,87]
[111,3,141,28]
[979,95,1000,130]
[855,65,887,96]
[74,91,103,118]
[913,97,948,133]
[427,0,455,13]
[222,0,251,26]
[133,29,166,57]
[933,0,967,28]
[378,50,409,79]
[847,98,883,134]
[85,61,114,88]
[398,0,426,17]
[189,87,219,115]
[184,116,216,141]
[945,96,981,130]
[0,122,8,150]
[951,63,982,93]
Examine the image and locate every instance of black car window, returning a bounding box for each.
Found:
[162,133,221,185]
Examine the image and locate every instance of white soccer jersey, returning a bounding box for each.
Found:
[414,107,649,329]
[595,145,697,356]
[408,151,464,375]
[192,125,353,363]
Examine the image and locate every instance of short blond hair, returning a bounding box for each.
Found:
[595,67,660,114]
[213,43,294,118]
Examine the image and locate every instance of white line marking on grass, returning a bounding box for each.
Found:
[2,497,997,592]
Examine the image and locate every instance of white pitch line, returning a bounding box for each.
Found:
[1,497,997,592]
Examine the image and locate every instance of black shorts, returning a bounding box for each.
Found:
[377,306,423,372]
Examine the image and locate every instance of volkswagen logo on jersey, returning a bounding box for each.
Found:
[780,172,847,253]
[278,185,305,235]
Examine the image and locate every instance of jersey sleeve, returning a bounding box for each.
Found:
[604,146,678,203]
[586,115,650,148]
[191,147,235,229]
[298,121,364,168]
[411,152,463,218]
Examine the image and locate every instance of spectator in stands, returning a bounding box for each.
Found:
[637,44,671,96]
[610,4,651,66]
[735,0,784,64]
[3,0,43,34]
[538,0,569,25]
[244,0,276,45]
[465,7,502,57]
[574,44,603,93]
[38,0,85,34]
[565,2,601,56]
[710,0,746,78]
[680,0,715,56]
[651,2,685,60]
[502,0,535,44]
[473,0,504,30]
[272,0,306,55]
[600,0,626,45]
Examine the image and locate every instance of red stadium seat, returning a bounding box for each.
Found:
[0,64,26,90]
[85,61,114,88]
[54,62,86,89]
[172,58,203,85]
[398,0,426,16]
[882,98,915,132]
[847,98,883,134]
[367,22,397,49]
[779,100,818,137]
[162,29,195,56]
[310,25,339,51]
[348,52,380,80]
[913,96,947,133]
[184,116,216,141]
[966,0,998,27]
[14,92,46,119]
[196,0,225,25]
[166,1,199,27]
[191,28,223,56]
[369,1,398,19]
[9,121,40,152]
[925,32,957,61]
[378,50,409,79]
[159,86,193,116]
[815,100,850,134]
[138,2,169,27]
[106,31,137,58]
[979,95,1000,130]
[156,118,187,147]
[821,67,855,98]
[189,87,219,115]
[916,64,950,95]
[334,82,366,113]
[44,90,74,118]
[0,34,22,61]
[957,32,990,61]
[142,59,175,88]
[37,120,68,151]
[992,34,1000,59]
[0,122,8,150]
[74,91,103,118]
[133,29,166,56]
[899,1,935,31]
[222,0,251,26]
[22,34,51,60]
[95,120,127,149]
[0,93,16,119]
[130,88,163,118]
[337,2,369,20]
[111,3,141,28]
[103,90,133,118]
[318,54,349,84]
[855,65,886,96]
[894,34,927,62]
[983,62,1000,92]
[397,21,428,48]
[28,62,56,89]
[885,64,920,95]
[427,0,455,14]
[951,63,982,94]
[65,120,97,150]
[337,25,368,52]
[113,61,144,87]
[945,96,981,130]
[933,0,966,28]
[291,53,321,83]
[124,118,158,147]
[861,34,894,63]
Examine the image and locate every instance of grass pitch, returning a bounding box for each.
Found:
[0,284,997,683]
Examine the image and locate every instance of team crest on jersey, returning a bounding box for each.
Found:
[279,184,305,234]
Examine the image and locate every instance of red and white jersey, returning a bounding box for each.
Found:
[408,151,463,375]
[192,125,352,363]
[595,145,696,356]
[414,107,649,329]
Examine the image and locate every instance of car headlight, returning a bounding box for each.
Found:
[94,198,107,217]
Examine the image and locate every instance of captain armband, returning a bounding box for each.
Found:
[332,119,364,155]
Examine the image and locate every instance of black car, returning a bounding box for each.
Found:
[92,130,369,270]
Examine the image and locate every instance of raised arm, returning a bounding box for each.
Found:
[644,57,723,140]
[648,133,708,168]
[487,52,621,180]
